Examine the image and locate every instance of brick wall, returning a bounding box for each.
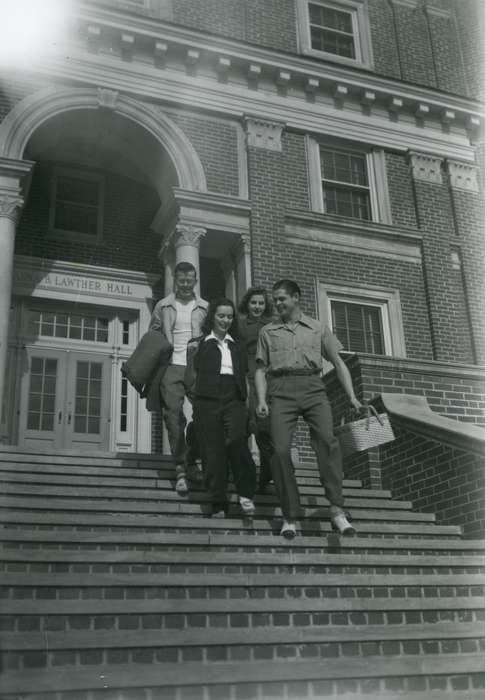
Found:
[367,0,401,79]
[454,0,485,101]
[16,161,162,274]
[163,110,240,197]
[378,426,485,538]
[385,153,418,230]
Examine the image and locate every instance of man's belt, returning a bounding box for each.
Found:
[270,368,321,377]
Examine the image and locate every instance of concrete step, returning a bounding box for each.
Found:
[2,596,484,631]
[2,547,485,575]
[2,571,484,601]
[0,481,413,511]
[0,654,484,696]
[0,509,461,537]
[0,528,481,554]
[0,494,436,523]
[2,622,485,671]
[0,459,364,489]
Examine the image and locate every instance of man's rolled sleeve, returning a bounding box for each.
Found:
[255,329,270,369]
[322,325,344,363]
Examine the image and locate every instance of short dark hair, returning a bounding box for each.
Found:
[174,261,197,276]
[238,286,273,316]
[201,297,239,338]
[272,279,301,298]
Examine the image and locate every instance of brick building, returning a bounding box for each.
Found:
[1,0,484,458]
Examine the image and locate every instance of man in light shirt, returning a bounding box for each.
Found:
[150,262,208,494]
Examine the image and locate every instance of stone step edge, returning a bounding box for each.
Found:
[2,571,484,587]
[0,529,477,551]
[2,548,485,568]
[0,511,461,535]
[0,654,483,694]
[0,484,411,510]
[3,621,485,652]
[0,499,434,523]
[3,595,484,616]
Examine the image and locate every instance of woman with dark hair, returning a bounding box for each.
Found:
[186,298,257,518]
[238,287,274,493]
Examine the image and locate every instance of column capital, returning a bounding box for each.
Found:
[174,223,206,249]
[409,151,443,185]
[244,116,285,152]
[0,194,24,223]
[447,160,480,194]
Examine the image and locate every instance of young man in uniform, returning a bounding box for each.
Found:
[255,279,362,538]
[150,261,208,494]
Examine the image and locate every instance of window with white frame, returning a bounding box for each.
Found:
[49,168,104,240]
[296,0,373,67]
[307,138,391,224]
[319,283,406,357]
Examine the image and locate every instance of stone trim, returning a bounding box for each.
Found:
[409,152,443,185]
[447,160,480,194]
[174,224,206,249]
[245,117,285,152]
[0,195,24,223]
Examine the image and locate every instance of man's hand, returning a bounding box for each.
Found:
[350,397,363,413]
[256,401,269,418]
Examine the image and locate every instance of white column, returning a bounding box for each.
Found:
[161,245,175,296]
[236,233,252,301]
[0,196,22,414]
[173,223,206,294]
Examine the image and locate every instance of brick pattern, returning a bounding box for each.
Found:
[454,0,485,101]
[379,426,485,538]
[427,7,467,94]
[16,162,162,274]
[160,110,240,197]
[451,189,485,365]
[385,153,418,229]
[367,0,401,79]
[390,3,437,87]
[282,132,310,211]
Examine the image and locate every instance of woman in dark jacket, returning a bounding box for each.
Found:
[186,298,257,518]
[238,287,274,493]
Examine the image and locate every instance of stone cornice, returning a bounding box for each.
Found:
[285,210,422,265]
[344,352,485,381]
[76,2,484,121]
[447,160,480,194]
[409,152,443,185]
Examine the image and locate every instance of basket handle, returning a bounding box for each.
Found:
[365,404,384,428]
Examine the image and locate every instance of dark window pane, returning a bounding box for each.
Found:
[88,417,100,434]
[74,416,86,433]
[57,176,99,206]
[41,413,55,431]
[331,301,384,355]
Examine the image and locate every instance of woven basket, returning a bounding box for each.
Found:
[335,405,395,458]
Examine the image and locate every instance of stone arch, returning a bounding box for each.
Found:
[0,86,207,192]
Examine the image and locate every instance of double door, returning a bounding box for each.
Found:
[19,348,112,451]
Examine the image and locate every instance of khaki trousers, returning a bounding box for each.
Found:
[269,374,344,521]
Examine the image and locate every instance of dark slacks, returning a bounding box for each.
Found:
[247,379,273,489]
[194,376,256,512]
[269,374,344,521]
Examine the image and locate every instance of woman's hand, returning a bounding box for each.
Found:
[256,401,269,418]
[350,397,364,413]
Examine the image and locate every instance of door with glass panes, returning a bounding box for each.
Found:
[19,348,112,451]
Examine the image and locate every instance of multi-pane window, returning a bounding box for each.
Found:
[50,169,103,238]
[26,358,58,431]
[308,2,356,58]
[29,310,109,343]
[74,361,103,434]
[331,300,384,355]
[320,147,371,220]
[120,377,129,432]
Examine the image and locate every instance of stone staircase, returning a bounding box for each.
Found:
[0,447,484,700]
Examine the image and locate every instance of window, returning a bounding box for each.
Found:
[49,168,104,240]
[307,138,391,224]
[320,147,371,220]
[297,0,373,68]
[318,283,406,357]
[331,300,384,354]
[29,309,110,343]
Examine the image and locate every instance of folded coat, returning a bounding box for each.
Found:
[121,329,173,412]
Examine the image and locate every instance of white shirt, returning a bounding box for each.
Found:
[205,332,234,375]
[171,300,195,366]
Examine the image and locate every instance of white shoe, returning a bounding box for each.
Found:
[331,513,356,536]
[280,520,296,539]
[239,496,256,516]
[175,476,189,495]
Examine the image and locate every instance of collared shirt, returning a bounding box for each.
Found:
[149,293,208,351]
[255,313,343,373]
[205,332,234,375]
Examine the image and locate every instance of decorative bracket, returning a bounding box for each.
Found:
[245,116,284,152]
[0,194,24,223]
[174,223,206,249]
[409,152,443,185]
[97,87,119,111]
[447,160,479,193]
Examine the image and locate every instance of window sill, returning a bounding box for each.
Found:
[301,47,373,71]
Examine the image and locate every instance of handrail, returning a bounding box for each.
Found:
[375,393,485,457]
